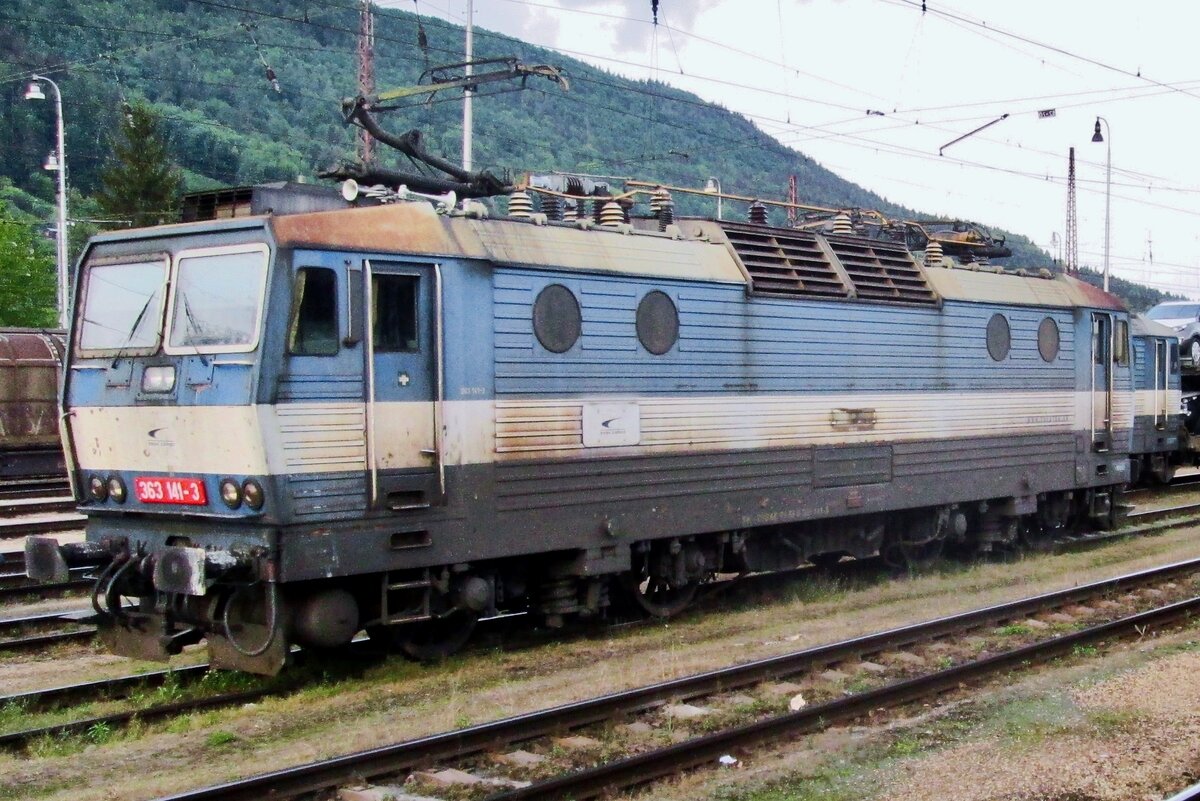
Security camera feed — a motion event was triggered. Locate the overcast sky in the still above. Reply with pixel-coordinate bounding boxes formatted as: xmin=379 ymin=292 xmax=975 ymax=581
xmin=383 ymin=0 xmax=1200 ymax=297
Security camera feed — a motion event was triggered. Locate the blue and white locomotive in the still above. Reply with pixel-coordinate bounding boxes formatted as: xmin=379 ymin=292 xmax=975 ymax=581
xmin=1129 ymin=315 xmax=1183 ymax=484
xmin=28 ymin=182 xmax=1135 ymax=673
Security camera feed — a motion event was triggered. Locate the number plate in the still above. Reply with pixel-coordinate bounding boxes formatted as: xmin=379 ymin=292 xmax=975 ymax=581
xmin=134 ymin=477 xmax=208 ymax=505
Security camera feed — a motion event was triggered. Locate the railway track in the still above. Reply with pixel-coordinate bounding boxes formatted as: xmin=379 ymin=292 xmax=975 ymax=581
xmin=0 ymin=559 xmax=90 ymax=601
xmin=0 ymin=646 xmax=380 ymax=751
xmin=0 ymin=495 xmax=76 ymax=519
xmin=145 ymin=556 xmax=1200 ymax=801
xmin=0 ymin=477 xmax=71 ymax=502
xmin=0 ymin=512 xmax=84 ymax=540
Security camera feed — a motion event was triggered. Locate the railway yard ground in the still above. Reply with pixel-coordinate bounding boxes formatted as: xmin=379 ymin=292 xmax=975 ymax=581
xmin=1 ymin=503 xmax=1200 ymax=800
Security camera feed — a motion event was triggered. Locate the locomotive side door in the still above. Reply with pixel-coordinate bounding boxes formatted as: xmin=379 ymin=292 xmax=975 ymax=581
xmin=1154 ymin=338 xmax=1169 ymax=429
xmin=1090 ymin=312 xmax=1113 ymax=449
xmin=364 ymin=260 xmax=443 ymax=510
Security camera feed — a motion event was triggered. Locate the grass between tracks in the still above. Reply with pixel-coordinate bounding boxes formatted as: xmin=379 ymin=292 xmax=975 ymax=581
xmin=655 ymin=635 xmax=1200 ymax=801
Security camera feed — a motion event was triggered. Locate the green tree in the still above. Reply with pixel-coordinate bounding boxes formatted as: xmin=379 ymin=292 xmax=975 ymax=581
xmin=95 ymin=102 xmax=183 ymax=229
xmin=0 ymin=199 xmax=56 ymax=327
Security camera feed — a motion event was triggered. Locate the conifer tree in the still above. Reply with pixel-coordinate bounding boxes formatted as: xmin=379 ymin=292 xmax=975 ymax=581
xmin=95 ymin=102 xmax=183 ymax=229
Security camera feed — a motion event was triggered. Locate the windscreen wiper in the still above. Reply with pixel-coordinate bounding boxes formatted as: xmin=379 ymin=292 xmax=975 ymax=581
xmin=110 ymin=292 xmax=157 ymax=368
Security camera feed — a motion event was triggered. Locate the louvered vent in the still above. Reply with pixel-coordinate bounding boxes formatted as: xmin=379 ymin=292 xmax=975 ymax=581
xmin=719 ymin=222 xmax=850 ymax=299
xmin=825 ymin=236 xmax=939 ymax=305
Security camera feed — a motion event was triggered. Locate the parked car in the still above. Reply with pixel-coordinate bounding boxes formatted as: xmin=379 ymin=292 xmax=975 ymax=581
xmin=1146 ymin=301 xmax=1200 ymax=365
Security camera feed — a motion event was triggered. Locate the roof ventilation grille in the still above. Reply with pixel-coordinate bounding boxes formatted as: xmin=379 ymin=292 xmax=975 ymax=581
xmin=825 ymin=235 xmax=938 ymax=305
xmin=719 ymin=221 xmax=850 ymax=299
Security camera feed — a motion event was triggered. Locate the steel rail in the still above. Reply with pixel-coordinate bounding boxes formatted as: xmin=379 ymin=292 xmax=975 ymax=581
xmin=150 ymin=556 xmax=1200 ymax=801
xmin=0 ymin=497 xmax=75 ymax=519
xmin=1126 ymin=501 xmax=1200 ymax=524
xmin=1 ymin=664 xmax=211 ymax=713
xmin=0 ymin=514 xmax=84 ymax=539
xmin=0 ymin=479 xmax=70 ymax=501
xmin=0 ymin=685 xmax=280 ymax=751
xmin=1166 ymin=778 xmax=1200 ymax=801
xmin=0 ymin=628 xmax=94 ymax=654
xmin=0 ymin=572 xmax=89 ymax=599
xmin=0 ymin=609 xmax=75 ymax=634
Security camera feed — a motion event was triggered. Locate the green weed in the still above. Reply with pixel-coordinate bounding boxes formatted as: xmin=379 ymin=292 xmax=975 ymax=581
xmin=205 ymin=730 xmax=238 ymax=747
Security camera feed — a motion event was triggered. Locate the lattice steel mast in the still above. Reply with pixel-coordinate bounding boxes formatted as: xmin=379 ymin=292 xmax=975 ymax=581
xmin=1065 ymin=146 xmax=1078 ymax=275
xmin=357 ymin=0 xmax=375 ymax=165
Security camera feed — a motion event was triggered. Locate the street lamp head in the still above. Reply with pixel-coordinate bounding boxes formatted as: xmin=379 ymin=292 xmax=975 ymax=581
xmin=703 ymin=177 xmax=720 ymax=194
xmin=43 ymin=151 xmax=60 ymax=171
xmin=1091 ymin=118 xmax=1104 ymax=143
xmin=23 ymin=81 xmax=45 ymax=101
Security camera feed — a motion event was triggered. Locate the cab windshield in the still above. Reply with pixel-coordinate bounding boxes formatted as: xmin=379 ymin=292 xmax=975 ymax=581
xmin=78 ymin=260 xmax=168 ymax=352
xmin=167 ymin=246 xmax=268 ymax=353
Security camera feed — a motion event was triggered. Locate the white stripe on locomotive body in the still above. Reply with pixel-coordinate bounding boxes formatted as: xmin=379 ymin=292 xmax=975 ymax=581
xmin=1133 ymin=389 xmax=1183 ymax=418
xmin=70 ymin=389 xmax=1132 ymax=475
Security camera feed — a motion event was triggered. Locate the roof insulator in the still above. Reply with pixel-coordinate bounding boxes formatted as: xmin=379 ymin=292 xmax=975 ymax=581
xmin=748 ymin=201 xmax=768 ymax=225
xmin=599 ymin=200 xmax=625 ymax=228
xmin=925 ymin=240 xmax=944 ymax=268
xmin=507 ymin=190 xmax=533 ymax=219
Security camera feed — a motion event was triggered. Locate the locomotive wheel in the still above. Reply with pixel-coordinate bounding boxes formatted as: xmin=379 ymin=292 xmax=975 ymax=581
xmin=621 ymin=571 xmax=698 ymax=618
xmin=368 ymin=610 xmax=479 ymax=662
xmin=1152 ymin=458 xmax=1176 ymax=485
xmin=1189 ymin=337 xmax=1200 ymax=366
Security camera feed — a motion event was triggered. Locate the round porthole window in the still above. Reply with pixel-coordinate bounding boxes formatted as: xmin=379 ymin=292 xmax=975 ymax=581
xmin=986 ymin=313 xmax=1010 ymax=361
xmin=636 ymin=291 xmax=679 ymax=355
xmin=1038 ymin=317 xmax=1060 ymax=362
xmin=532 ymin=284 xmax=581 ymax=353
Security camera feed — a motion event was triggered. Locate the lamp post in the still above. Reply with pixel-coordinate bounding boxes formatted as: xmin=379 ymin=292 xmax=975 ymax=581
xmin=703 ymin=176 xmax=722 ymax=220
xmin=1091 ymin=116 xmax=1111 ymax=293
xmin=24 ymin=75 xmax=69 ymax=329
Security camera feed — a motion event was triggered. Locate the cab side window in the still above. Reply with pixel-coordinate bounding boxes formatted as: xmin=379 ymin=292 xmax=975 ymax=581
xmin=1114 ymin=319 xmax=1129 ymax=366
xmin=373 ymin=274 xmax=419 ymax=352
xmin=288 ymin=267 xmax=339 ymax=355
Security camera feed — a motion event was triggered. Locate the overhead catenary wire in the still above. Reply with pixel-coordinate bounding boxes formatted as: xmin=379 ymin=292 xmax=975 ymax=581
xmin=880 ymin=0 xmax=1200 ymax=103
xmin=7 ymin=0 xmax=1200 ymax=286
xmin=17 ymin=0 xmax=1179 ymax=196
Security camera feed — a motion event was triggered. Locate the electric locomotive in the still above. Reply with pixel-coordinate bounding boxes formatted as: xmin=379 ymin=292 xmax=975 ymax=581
xmin=1129 ymin=315 xmax=1182 ymax=484
xmin=28 ymin=182 xmax=1135 ymax=674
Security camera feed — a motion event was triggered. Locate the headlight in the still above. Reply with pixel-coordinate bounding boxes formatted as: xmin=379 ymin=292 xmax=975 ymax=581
xmin=88 ymin=474 xmax=108 ymax=502
xmin=241 ymin=479 xmax=265 ymax=510
xmin=141 ymin=365 xmax=176 ymax=393
xmin=107 ymin=475 xmax=127 ymax=503
xmin=219 ymin=478 xmax=242 ymax=509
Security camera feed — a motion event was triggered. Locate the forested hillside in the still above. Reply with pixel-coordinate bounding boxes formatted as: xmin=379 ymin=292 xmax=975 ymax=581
xmin=0 ymin=0 xmax=1177 ymax=311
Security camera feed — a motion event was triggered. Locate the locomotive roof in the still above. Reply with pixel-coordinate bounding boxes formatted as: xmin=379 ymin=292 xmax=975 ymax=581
xmin=1130 ymin=314 xmax=1177 ymax=338
xmin=98 ymin=200 xmax=1126 ymax=312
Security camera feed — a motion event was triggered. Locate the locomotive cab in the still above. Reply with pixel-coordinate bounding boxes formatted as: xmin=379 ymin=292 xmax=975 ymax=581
xmin=27 ymin=222 xmax=307 ymax=671
xmin=28 ymin=209 xmax=465 ymax=673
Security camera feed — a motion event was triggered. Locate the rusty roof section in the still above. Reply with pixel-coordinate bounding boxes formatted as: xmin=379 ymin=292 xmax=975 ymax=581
xmin=253 ymin=202 xmax=1127 ymax=311
xmin=270 ymin=202 xmax=455 ymax=255
xmin=270 ymin=202 xmax=746 ymax=283
xmin=921 ymin=264 xmax=1125 ymax=311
